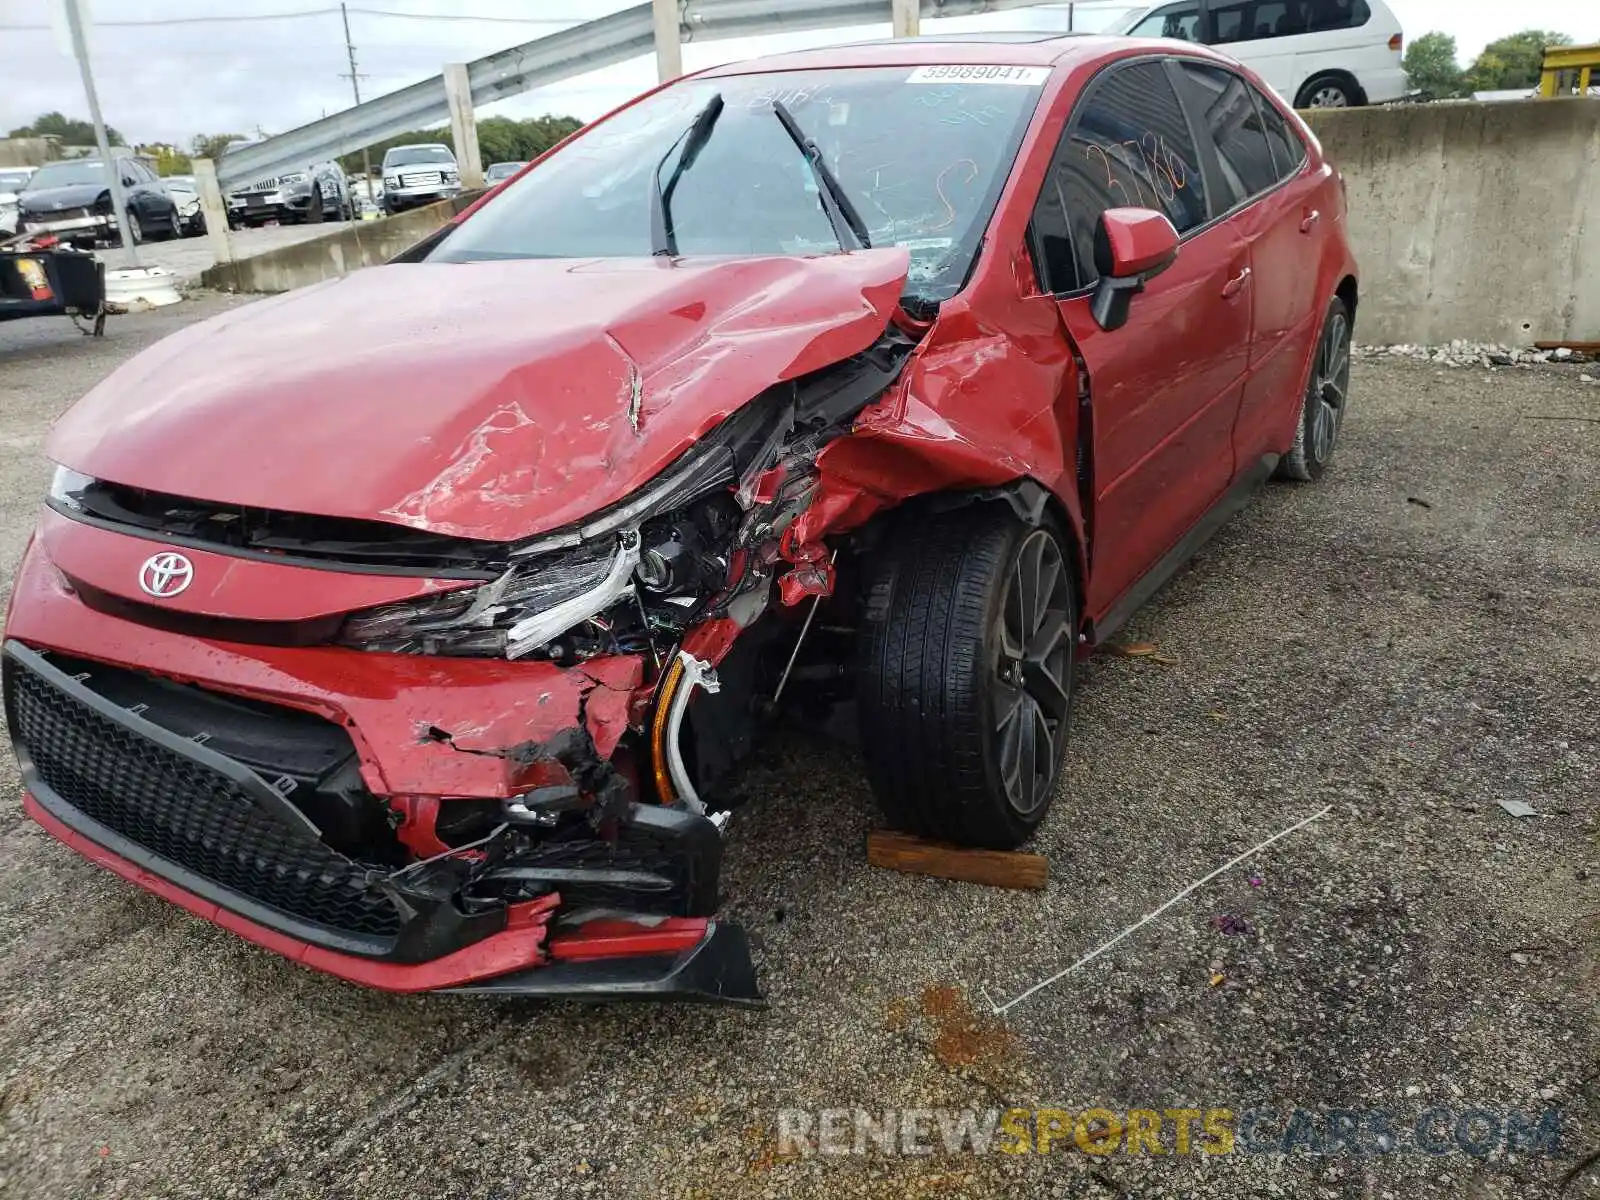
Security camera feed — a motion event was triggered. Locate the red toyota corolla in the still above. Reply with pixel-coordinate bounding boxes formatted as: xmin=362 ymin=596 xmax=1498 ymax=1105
xmin=5 ymin=34 xmax=1355 ymax=1004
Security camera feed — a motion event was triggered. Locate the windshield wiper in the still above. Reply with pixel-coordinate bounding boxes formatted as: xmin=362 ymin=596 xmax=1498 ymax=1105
xmin=650 ymin=92 xmax=725 ymax=257
xmin=769 ymin=100 xmax=871 ymax=252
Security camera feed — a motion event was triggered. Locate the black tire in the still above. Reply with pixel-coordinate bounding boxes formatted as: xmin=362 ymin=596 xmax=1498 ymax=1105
xmin=857 ymin=504 xmax=1078 ymax=849
xmin=124 ymin=209 xmax=143 ymax=245
xmin=307 ymin=187 xmax=325 ymax=223
xmin=148 ymin=204 xmax=178 ymax=241
xmin=1295 ymin=73 xmax=1361 ymax=109
xmin=1276 ymin=296 xmax=1352 ymax=482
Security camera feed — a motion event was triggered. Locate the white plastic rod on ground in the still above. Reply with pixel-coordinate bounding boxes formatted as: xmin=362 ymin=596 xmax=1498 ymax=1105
xmin=988 ymin=804 xmax=1333 ymax=1015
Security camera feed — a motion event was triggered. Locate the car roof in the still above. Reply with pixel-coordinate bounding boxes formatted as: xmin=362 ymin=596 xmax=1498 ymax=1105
xmin=698 ymin=32 xmax=1134 ymax=77
xmin=387 ymin=143 xmax=450 ymax=151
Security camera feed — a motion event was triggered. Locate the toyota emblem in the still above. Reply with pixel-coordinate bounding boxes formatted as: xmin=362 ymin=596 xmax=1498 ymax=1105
xmin=139 ymin=551 xmax=194 ymax=598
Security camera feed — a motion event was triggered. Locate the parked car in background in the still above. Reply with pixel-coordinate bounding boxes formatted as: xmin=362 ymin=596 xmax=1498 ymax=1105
xmin=485 ymin=161 xmax=528 ymax=184
xmin=381 ymin=144 xmax=461 ymax=214
xmin=0 ymin=167 xmax=34 ymax=235
xmin=9 ymin=35 xmax=1356 ymax=1003
xmin=222 ymin=139 xmax=353 ymax=228
xmin=16 ymin=156 xmax=180 ymax=247
xmin=1114 ymin=0 xmax=1406 ymax=107
xmin=161 ymin=174 xmax=205 ymax=237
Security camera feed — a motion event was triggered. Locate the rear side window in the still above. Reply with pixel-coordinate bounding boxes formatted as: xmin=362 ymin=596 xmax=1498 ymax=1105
xmin=1255 ymin=88 xmax=1309 ymax=179
xmin=1030 ymin=60 xmax=1208 ymax=292
xmin=1176 ymin=62 xmax=1278 ymax=203
xmin=1305 ymin=0 xmax=1371 ymax=32
xmin=1210 ymin=0 xmax=1370 ymax=43
xmin=1127 ymin=2 xmax=1202 ymax=40
xmin=1210 ymin=1 xmax=1290 ymax=44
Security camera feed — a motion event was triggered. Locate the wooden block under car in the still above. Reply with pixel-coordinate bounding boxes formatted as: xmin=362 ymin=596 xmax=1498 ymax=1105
xmin=866 ymin=830 xmax=1048 ymax=891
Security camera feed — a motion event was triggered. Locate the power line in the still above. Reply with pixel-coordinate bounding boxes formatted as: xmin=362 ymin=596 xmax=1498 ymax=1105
xmin=1 ymin=9 xmax=340 ymax=29
xmin=0 ymin=8 xmax=586 ymax=31
xmin=348 ymin=7 xmax=585 ymax=23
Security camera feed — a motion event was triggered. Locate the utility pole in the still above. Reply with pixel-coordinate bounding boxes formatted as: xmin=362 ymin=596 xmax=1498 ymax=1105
xmin=339 ymin=3 xmax=374 ymax=205
xmin=61 ymin=0 xmax=138 ymax=265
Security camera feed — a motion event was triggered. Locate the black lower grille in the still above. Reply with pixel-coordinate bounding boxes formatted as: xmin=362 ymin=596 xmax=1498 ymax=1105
xmin=5 ymin=645 xmax=402 ymax=947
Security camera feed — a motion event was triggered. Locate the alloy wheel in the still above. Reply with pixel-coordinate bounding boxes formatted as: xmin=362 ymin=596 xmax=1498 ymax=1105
xmin=1309 ymin=86 xmax=1350 ymax=107
xmin=1309 ymin=309 xmax=1351 ymax=462
xmin=126 ymin=211 xmax=142 ymax=244
xmin=993 ymin=529 xmax=1074 ymax=817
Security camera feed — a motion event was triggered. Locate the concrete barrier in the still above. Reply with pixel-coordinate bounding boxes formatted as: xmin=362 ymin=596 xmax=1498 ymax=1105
xmin=198 ymin=192 xmax=483 ymax=294
xmin=1305 ymin=99 xmax=1600 ymax=346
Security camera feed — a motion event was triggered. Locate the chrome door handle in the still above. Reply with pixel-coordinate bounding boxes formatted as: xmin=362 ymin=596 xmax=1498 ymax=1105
xmin=1300 ymin=209 xmax=1321 ymax=233
xmin=1221 ymin=266 xmax=1252 ymax=298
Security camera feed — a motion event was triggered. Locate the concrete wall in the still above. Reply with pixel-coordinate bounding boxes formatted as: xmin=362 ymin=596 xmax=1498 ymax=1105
xmin=198 ymin=192 xmax=483 ymax=294
xmin=0 ymin=139 xmax=53 ymax=169
xmin=1305 ymin=99 xmax=1600 ymax=346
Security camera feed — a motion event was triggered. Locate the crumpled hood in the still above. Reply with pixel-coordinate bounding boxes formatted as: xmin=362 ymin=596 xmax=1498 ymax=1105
xmin=47 ymin=252 xmax=910 ymax=541
xmin=19 ymin=183 xmax=107 ymax=213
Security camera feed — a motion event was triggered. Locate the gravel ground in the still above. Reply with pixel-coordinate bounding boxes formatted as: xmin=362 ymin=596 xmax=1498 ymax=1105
xmin=0 ymin=295 xmax=1595 ymax=1199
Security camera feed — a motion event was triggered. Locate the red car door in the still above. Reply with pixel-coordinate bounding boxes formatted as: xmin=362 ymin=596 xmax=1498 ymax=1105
xmin=1032 ymin=59 xmax=1252 ymax=619
xmin=1175 ymin=61 xmax=1327 ymax=467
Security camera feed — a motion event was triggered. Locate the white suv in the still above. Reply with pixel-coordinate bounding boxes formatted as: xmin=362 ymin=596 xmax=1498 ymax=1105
xmin=381 ymin=144 xmax=462 ymax=215
xmin=1115 ymin=0 xmax=1408 ymax=108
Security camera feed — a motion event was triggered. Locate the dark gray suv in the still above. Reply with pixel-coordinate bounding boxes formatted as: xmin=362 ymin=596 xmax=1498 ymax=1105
xmin=222 ymin=140 xmax=353 ymax=228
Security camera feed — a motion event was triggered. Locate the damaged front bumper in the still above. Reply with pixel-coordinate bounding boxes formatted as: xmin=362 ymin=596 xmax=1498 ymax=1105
xmin=3 ymin=541 xmax=761 ymax=1004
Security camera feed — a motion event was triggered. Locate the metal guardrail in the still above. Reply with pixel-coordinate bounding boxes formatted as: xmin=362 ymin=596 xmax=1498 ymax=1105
xmin=1538 ymin=42 xmax=1600 ymax=98
xmin=215 ymin=0 xmax=1054 ymax=190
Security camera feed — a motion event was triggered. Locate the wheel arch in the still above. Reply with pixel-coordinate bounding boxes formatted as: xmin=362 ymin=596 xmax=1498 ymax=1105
xmin=857 ymin=478 xmax=1088 ymax=623
xmin=1335 ymin=274 xmax=1358 ymax=327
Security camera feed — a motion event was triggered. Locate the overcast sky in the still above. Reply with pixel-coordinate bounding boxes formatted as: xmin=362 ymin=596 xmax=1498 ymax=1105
xmin=1 ymin=0 xmax=1593 ymax=148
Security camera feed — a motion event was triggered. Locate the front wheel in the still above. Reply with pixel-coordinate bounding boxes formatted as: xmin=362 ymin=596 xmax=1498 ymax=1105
xmin=857 ymin=505 xmax=1077 ymax=849
xmin=1277 ymin=296 xmax=1352 ymax=482
xmin=124 ymin=209 xmax=143 ymax=245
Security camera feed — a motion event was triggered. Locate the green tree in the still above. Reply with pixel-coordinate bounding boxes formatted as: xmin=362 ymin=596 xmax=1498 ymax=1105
xmin=1466 ymin=30 xmax=1574 ymax=91
xmin=8 ymin=111 xmax=125 ymax=148
xmin=190 ymin=133 xmax=247 ymax=162
xmin=151 ymin=147 xmax=193 ymax=176
xmin=1402 ymin=31 xmax=1467 ymax=99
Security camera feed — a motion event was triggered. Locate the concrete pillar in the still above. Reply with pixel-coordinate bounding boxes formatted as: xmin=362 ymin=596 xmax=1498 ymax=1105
xmin=443 ymin=63 xmax=485 ymax=190
xmin=892 ymin=0 xmax=920 ymax=38
xmin=191 ymin=158 xmax=234 ymax=265
xmin=653 ymin=0 xmax=683 ymax=83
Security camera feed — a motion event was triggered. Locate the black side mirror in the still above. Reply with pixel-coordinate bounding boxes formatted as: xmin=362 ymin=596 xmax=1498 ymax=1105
xmin=1089 ymin=207 xmax=1180 ymax=332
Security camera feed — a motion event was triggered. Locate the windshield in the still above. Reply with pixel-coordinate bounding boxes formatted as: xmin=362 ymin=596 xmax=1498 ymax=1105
xmin=0 ymin=170 xmax=31 ymax=191
xmin=486 ymin=162 xmax=527 ymax=181
xmin=23 ymin=161 xmax=110 ymax=191
xmin=387 ymin=147 xmax=455 ymax=167
xmin=426 ymin=65 xmax=1047 ymax=307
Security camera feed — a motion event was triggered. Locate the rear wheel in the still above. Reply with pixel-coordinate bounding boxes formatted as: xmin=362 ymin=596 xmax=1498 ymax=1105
xmin=1277 ymin=297 xmax=1352 ymax=482
xmin=857 ymin=505 xmax=1077 ymax=849
xmin=1296 ymin=73 xmax=1361 ymax=108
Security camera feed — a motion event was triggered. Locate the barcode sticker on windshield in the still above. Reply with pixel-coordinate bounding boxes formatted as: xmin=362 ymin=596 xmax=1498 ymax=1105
xmin=906 ymin=65 xmax=1050 ymax=86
